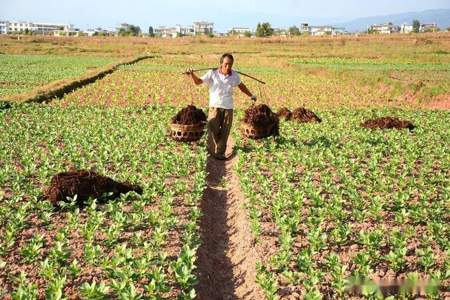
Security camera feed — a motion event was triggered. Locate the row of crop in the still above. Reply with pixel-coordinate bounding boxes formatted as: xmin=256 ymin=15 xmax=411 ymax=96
xmin=50 ymin=54 xmax=450 ymax=110
xmin=233 ymin=108 xmax=449 ymax=299
xmin=0 ymin=104 xmax=207 ymax=299
xmin=0 ymin=55 xmax=115 ymax=98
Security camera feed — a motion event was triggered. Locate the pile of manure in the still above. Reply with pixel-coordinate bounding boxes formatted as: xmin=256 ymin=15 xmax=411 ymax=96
xmin=171 ymin=105 xmax=207 ymax=125
xmin=276 ymin=107 xmax=292 ymax=120
xmin=361 ymin=117 xmax=415 ymax=130
xmin=292 ymin=107 xmax=321 ymax=123
xmin=243 ymin=104 xmax=279 ymax=138
xmin=44 ymin=170 xmax=143 ymax=206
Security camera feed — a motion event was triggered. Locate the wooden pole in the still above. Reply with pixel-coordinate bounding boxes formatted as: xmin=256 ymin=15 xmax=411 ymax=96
xmin=182 ymin=68 xmax=266 ymax=84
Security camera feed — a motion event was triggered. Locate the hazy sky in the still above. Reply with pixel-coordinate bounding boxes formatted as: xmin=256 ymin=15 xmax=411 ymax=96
xmin=2 ymin=0 xmax=450 ymax=31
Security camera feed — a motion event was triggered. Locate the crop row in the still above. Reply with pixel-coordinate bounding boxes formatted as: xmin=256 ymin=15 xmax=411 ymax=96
xmin=52 ymin=55 xmax=450 ymax=110
xmin=0 ymin=104 xmax=207 ymax=299
xmin=0 ymin=55 xmax=115 ymax=98
xmin=233 ymin=108 xmax=449 ymax=299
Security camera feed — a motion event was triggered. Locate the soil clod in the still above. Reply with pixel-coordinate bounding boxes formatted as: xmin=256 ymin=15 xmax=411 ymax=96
xmin=292 ymin=107 xmax=322 ymax=123
xmin=44 ymin=170 xmax=143 ymax=206
xmin=171 ymin=105 xmax=206 ymax=125
xmin=243 ymin=104 xmax=279 ymax=138
xmin=361 ymin=117 xmax=415 ymax=130
xmin=276 ymin=107 xmax=292 ymax=120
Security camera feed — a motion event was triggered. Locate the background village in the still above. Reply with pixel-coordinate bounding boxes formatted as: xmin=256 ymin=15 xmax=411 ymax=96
xmin=0 ymin=19 xmax=444 ymax=38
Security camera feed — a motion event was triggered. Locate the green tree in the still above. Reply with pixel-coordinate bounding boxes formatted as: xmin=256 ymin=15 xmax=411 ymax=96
xmin=118 ymin=24 xmax=141 ymax=36
xmin=256 ymin=22 xmax=274 ymax=37
xmin=413 ymin=19 xmax=420 ymax=33
xmin=148 ymin=26 xmax=154 ymax=37
xmin=289 ymin=26 xmax=300 ymax=36
xmin=130 ymin=25 xmax=141 ymax=36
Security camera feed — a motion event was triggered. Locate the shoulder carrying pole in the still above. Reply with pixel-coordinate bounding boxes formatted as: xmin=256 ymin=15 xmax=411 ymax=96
xmin=182 ymin=68 xmax=266 ymax=85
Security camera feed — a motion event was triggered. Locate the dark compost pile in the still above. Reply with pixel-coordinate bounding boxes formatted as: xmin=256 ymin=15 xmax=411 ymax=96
xmin=243 ymin=104 xmax=279 ymax=136
xmin=361 ymin=117 xmax=415 ymax=130
xmin=44 ymin=170 xmax=143 ymax=206
xmin=292 ymin=107 xmax=322 ymax=123
xmin=277 ymin=107 xmax=292 ymax=120
xmin=171 ymin=105 xmax=207 ymax=125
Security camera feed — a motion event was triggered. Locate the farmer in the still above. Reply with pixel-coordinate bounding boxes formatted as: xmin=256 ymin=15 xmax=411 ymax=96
xmin=186 ymin=53 xmax=256 ymax=160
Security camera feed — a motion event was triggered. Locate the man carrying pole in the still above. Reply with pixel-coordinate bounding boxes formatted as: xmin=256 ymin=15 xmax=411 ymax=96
xmin=186 ymin=53 xmax=257 ymax=160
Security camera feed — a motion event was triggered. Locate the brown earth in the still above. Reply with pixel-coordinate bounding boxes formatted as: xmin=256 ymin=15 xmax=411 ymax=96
xmin=243 ymin=104 xmax=279 ymax=137
xmin=44 ymin=170 xmax=143 ymax=206
xmin=196 ymin=138 xmax=263 ymax=300
xmin=171 ymin=105 xmax=207 ymax=125
xmin=292 ymin=107 xmax=322 ymax=123
xmin=277 ymin=107 xmax=292 ymax=120
xmin=361 ymin=117 xmax=415 ymax=130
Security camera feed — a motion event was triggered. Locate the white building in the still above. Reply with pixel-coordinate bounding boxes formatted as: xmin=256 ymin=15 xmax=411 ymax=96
xmin=34 ymin=22 xmax=73 ymax=34
xmin=400 ymin=22 xmax=438 ymax=34
xmin=369 ymin=23 xmax=400 ymax=34
xmin=154 ymin=26 xmax=178 ymax=38
xmin=84 ymin=27 xmax=113 ymax=37
xmin=228 ymin=27 xmax=251 ymax=36
xmin=0 ymin=20 xmax=74 ymax=35
xmin=310 ymin=26 xmax=333 ymax=36
xmin=299 ymin=23 xmax=346 ymax=36
xmin=193 ymin=21 xmax=214 ymax=35
xmin=7 ymin=21 xmax=33 ymax=33
xmin=299 ymin=23 xmax=310 ymax=35
xmin=176 ymin=25 xmax=194 ymax=36
xmin=420 ymin=23 xmax=438 ymax=32
xmin=400 ymin=23 xmax=414 ymax=34
xmin=154 ymin=25 xmax=194 ymax=38
xmin=0 ymin=21 xmax=9 ymax=34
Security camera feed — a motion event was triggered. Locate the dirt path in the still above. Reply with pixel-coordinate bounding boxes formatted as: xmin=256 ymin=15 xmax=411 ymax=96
xmin=196 ymin=138 xmax=263 ymax=300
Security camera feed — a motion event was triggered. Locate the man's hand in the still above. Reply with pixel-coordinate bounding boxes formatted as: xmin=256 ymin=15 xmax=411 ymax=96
xmin=251 ymin=95 xmax=257 ymax=102
xmin=186 ymin=68 xmax=203 ymax=85
xmin=185 ymin=68 xmax=194 ymax=76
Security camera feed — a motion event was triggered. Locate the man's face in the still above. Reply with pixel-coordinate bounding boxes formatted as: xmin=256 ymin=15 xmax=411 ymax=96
xmin=220 ymin=57 xmax=233 ymax=75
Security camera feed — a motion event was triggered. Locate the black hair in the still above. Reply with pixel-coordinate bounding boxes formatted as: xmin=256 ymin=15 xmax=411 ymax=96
xmin=220 ymin=53 xmax=234 ymax=64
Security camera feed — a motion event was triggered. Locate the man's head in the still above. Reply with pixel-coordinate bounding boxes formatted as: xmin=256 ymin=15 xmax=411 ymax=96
xmin=219 ymin=53 xmax=234 ymax=75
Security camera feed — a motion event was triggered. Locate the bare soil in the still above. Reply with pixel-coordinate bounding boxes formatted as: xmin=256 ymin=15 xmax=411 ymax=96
xmin=426 ymin=94 xmax=450 ymax=110
xmin=196 ymin=138 xmax=263 ymax=300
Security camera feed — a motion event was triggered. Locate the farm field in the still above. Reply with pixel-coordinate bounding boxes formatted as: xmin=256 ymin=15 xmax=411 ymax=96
xmin=233 ymin=108 xmax=449 ymax=299
xmin=0 ymin=105 xmax=206 ymax=299
xmin=0 ymin=55 xmax=116 ymax=98
xmin=1 ymin=33 xmax=450 ymax=108
xmin=0 ymin=34 xmax=449 ymax=299
xmin=49 ymin=42 xmax=450 ymax=110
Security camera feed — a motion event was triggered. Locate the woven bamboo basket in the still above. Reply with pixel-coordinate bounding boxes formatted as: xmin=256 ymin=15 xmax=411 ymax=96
xmin=241 ymin=122 xmax=274 ymax=139
xmin=170 ymin=122 xmax=205 ymax=142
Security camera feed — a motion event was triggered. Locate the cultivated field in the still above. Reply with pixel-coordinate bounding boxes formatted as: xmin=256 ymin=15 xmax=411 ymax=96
xmin=0 ymin=55 xmax=115 ymax=98
xmin=0 ymin=33 xmax=449 ymax=299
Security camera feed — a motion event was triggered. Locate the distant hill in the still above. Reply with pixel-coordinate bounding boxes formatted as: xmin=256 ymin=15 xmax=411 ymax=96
xmin=334 ymin=9 xmax=450 ymax=32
